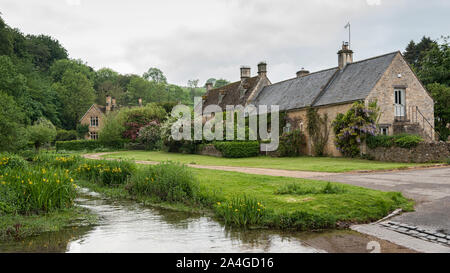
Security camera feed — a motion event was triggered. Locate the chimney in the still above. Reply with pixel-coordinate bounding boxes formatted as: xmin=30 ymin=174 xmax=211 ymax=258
xmin=138 ymin=98 xmax=143 ymax=107
xmin=257 ymin=62 xmax=267 ymax=77
xmin=296 ymin=68 xmax=310 ymax=78
xmin=240 ymin=66 xmax=251 ymax=81
xmin=111 ymin=97 xmax=116 ymax=109
xmin=338 ymin=42 xmax=353 ymax=69
xmin=205 ymin=82 xmax=213 ymax=92
xmin=106 ymin=95 xmax=112 ymax=113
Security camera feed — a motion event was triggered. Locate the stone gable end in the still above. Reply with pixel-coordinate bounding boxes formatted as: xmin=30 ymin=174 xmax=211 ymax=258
xmin=366 ymin=52 xmax=435 ymax=138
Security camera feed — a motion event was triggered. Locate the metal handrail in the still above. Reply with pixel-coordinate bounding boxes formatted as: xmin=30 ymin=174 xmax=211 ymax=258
xmin=415 ymin=106 xmax=441 ymax=140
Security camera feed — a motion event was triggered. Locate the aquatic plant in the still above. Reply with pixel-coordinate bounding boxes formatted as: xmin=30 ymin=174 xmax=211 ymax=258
xmin=215 ymin=195 xmax=266 ymax=227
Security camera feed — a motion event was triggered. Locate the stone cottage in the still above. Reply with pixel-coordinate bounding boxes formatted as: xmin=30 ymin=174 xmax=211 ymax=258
xmin=201 ymin=62 xmax=271 ymax=113
xmin=252 ymin=43 xmax=435 ymax=156
xmin=80 ymin=96 xmax=143 ymax=140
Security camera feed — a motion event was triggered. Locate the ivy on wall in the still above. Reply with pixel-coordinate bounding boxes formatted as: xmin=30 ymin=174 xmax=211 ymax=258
xmin=306 ymin=107 xmax=329 ymax=156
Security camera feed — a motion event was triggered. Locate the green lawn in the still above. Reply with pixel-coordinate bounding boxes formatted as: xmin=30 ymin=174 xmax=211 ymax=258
xmin=193 ymin=168 xmax=413 ymax=228
xmin=79 ymin=165 xmax=414 ymax=230
xmin=101 ymin=151 xmax=429 ymax=173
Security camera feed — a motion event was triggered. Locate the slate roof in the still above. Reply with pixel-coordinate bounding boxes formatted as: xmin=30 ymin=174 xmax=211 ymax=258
xmin=203 ymin=76 xmax=259 ymax=110
xmin=253 ymin=51 xmax=398 ymax=110
xmin=252 ymin=68 xmax=338 ymax=111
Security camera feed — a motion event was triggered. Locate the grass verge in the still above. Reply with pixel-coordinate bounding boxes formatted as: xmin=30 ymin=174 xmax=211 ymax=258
xmin=101 ymin=151 xmax=431 ymax=172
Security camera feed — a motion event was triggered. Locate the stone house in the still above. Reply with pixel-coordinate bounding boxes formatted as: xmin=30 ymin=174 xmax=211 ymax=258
xmin=252 ymin=43 xmax=435 ymax=156
xmin=201 ymin=62 xmax=271 ymax=114
xmin=79 ymin=96 xmax=144 ymax=140
xmin=203 ymin=43 xmax=435 ymax=156
xmin=79 ymin=96 xmax=117 ymax=140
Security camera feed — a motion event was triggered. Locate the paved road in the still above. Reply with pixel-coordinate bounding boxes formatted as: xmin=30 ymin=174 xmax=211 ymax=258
xmin=314 ymin=167 xmax=450 ymax=234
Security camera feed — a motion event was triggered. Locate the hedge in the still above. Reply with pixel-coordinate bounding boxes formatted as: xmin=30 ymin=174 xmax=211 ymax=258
xmin=56 ymin=140 xmax=104 ymax=151
xmin=367 ymin=134 xmax=423 ymax=149
xmin=214 ymin=141 xmax=260 ymax=158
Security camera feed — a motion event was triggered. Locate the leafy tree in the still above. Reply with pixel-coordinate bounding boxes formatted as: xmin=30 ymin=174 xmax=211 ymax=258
xmin=27 ymin=118 xmax=57 ymax=150
xmin=25 ymin=34 xmax=68 ymax=70
xmin=427 ymin=83 xmax=450 ymax=140
xmin=0 ymin=92 xmax=26 ymax=151
xmin=0 ymin=16 xmax=13 ymax=56
xmin=416 ymin=37 xmax=450 ymax=86
xmin=214 ymin=79 xmax=230 ymax=88
xmin=205 ymin=78 xmax=216 ymax=87
xmin=50 ymin=59 xmax=95 ymax=83
xmin=143 ymin=67 xmax=167 ymax=84
xmin=403 ymin=36 xmax=437 ymax=70
xmin=53 ymin=70 xmax=95 ymax=129
xmin=76 ymin=124 xmax=89 ymax=139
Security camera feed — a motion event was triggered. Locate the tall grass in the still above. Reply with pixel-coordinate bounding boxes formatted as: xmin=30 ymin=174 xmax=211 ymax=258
xmin=126 ymin=161 xmax=199 ymax=203
xmin=275 ymin=182 xmax=346 ymax=195
xmin=32 ymin=153 xmax=83 ymax=169
xmin=215 ymin=195 xmax=266 ymax=227
xmin=0 ymin=166 xmax=77 ymax=215
xmin=74 ymin=159 xmax=135 ymax=186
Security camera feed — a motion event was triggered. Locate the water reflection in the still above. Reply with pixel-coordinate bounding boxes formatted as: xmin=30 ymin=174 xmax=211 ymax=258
xmin=1 ymin=189 xmax=412 ymax=253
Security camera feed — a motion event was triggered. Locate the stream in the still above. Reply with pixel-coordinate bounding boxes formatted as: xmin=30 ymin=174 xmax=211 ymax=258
xmin=0 ymin=189 xmax=414 ymax=253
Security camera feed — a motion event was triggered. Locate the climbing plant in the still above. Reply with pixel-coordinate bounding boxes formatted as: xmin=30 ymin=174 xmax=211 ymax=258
xmin=306 ymin=107 xmax=329 ymax=156
xmin=332 ymin=101 xmax=379 ymax=157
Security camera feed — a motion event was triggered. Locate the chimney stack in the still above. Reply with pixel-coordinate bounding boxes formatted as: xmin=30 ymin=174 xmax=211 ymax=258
xmin=240 ymin=66 xmax=251 ymax=81
xmin=338 ymin=42 xmax=353 ymax=69
xmin=106 ymin=95 xmax=112 ymax=113
xmin=296 ymin=68 xmax=310 ymax=78
xmin=138 ymin=98 xmax=143 ymax=107
xmin=257 ymin=62 xmax=267 ymax=77
xmin=205 ymin=82 xmax=213 ymax=92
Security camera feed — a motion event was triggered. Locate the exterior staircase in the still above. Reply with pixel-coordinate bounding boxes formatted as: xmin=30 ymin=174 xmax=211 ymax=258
xmin=393 ymin=106 xmax=439 ymax=141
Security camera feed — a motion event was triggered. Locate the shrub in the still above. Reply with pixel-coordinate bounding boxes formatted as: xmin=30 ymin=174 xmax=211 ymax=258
xmin=0 ymin=166 xmax=77 ymax=215
xmin=215 ymin=195 xmax=266 ymax=227
xmin=366 ymin=134 xmax=424 ymax=149
xmin=74 ymin=159 xmax=135 ymax=186
xmin=275 ymin=182 xmax=346 ymax=195
xmin=0 ymin=153 xmax=28 ymax=170
xmin=332 ymin=101 xmax=379 ymax=157
xmin=56 ymin=129 xmax=78 ymax=141
xmin=27 ymin=118 xmax=57 ymax=150
xmin=76 ymin=124 xmax=89 ymax=139
xmin=56 ymin=140 xmax=104 ymax=151
xmin=277 ymin=129 xmax=305 ymax=157
xmin=126 ymin=161 xmax=198 ymax=203
xmin=394 ymin=134 xmax=423 ymax=148
xmin=137 ymin=121 xmax=161 ymax=150
xmin=214 ymin=141 xmax=260 ymax=158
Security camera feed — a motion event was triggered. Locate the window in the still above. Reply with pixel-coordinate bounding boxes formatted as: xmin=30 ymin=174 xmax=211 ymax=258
xmin=380 ymin=126 xmax=389 ymax=135
xmin=283 ymin=123 xmax=291 ymax=133
xmin=90 ymin=116 xmax=99 ymax=127
xmin=90 ymin=132 xmax=98 ymax=140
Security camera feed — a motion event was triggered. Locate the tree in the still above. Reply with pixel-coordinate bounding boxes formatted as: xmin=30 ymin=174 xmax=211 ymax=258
xmin=214 ymin=79 xmax=230 ymax=88
xmin=50 ymin=59 xmax=95 ymax=83
xmin=204 ymin=78 xmax=216 ymax=87
xmin=54 ymin=69 xmax=95 ymax=129
xmin=403 ymin=36 xmax=437 ymax=69
xmin=27 ymin=118 xmax=57 ymax=150
xmin=143 ymin=67 xmax=167 ymax=84
xmin=0 ymin=16 xmax=13 ymax=56
xmin=427 ymin=83 xmax=450 ymax=140
xmin=0 ymin=92 xmax=26 ymax=151
xmin=25 ymin=34 xmax=68 ymax=70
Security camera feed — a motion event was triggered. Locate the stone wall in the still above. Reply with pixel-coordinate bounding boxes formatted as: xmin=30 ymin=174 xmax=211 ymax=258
xmin=367 ymin=142 xmax=450 ymax=163
xmin=80 ymin=105 xmax=105 ymax=139
xmin=197 ymin=144 xmax=222 ymax=157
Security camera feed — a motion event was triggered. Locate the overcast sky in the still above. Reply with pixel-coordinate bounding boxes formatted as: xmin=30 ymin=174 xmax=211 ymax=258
xmin=1 ymin=0 xmax=449 ymax=86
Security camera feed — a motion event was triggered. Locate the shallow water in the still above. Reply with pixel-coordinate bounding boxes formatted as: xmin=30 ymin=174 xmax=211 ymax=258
xmin=0 ymin=189 xmax=414 ymax=253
